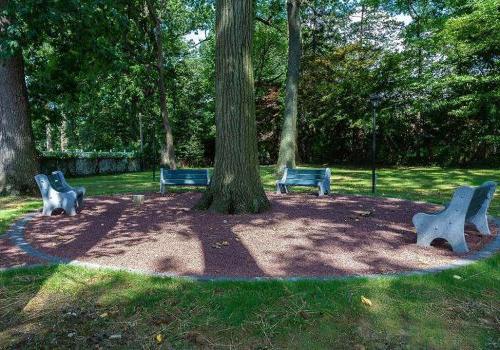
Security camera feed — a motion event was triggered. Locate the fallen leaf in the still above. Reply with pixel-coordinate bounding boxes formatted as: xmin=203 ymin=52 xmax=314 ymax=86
xmin=155 ymin=334 xmax=164 ymax=344
xmin=109 ymin=334 xmax=122 ymax=340
xmin=453 ymin=275 xmax=462 ymax=280
xmin=361 ymin=296 xmax=373 ymax=307
xmin=99 ymin=312 xmax=109 ymax=318
xmin=357 ymin=210 xmax=374 ymax=217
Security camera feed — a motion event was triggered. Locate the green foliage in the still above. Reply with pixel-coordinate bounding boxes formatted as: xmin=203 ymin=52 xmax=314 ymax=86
xmin=41 ymin=150 xmax=137 ymax=160
xmin=2 ymin=0 xmax=499 ymax=167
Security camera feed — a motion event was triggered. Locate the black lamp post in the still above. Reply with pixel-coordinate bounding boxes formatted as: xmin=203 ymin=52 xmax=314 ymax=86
xmin=369 ymin=93 xmax=382 ymax=194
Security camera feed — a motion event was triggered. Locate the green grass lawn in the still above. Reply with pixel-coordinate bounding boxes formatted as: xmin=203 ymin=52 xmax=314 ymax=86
xmin=1 ymin=256 xmax=498 ymax=349
xmin=1 ymin=165 xmax=499 ymax=348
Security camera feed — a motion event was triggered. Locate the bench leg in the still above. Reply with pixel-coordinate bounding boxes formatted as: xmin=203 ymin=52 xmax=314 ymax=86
xmin=414 ymin=213 xmax=469 ymax=254
xmin=468 ymin=214 xmax=491 ymax=236
xmin=160 ymin=183 xmax=165 ymax=195
xmin=41 ymin=204 xmax=53 ymax=216
xmin=276 ymin=182 xmax=288 ymax=194
xmin=318 ymin=184 xmax=325 ymax=197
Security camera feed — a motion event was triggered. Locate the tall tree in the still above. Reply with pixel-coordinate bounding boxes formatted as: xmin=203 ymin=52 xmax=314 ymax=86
xmin=0 ymin=0 xmax=39 ymax=194
xmin=196 ymin=0 xmax=269 ymax=214
xmin=146 ymin=0 xmax=177 ymax=169
xmin=277 ymin=0 xmax=301 ymax=173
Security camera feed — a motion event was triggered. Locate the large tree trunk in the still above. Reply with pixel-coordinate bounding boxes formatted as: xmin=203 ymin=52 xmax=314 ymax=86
xmin=277 ymin=0 xmax=301 ymax=174
xmin=196 ymin=0 xmax=269 ymax=214
xmin=146 ymin=0 xmax=176 ymax=169
xmin=0 ymin=2 xmax=39 ymax=194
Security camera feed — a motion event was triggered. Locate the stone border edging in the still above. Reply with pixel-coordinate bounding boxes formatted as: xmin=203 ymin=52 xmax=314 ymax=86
xmin=2 ymin=210 xmax=499 ymax=282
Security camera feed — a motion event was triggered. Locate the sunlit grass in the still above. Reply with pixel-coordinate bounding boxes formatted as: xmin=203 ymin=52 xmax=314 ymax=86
xmin=0 ymin=197 xmax=40 ymax=234
xmin=0 ymin=255 xmax=498 ymax=348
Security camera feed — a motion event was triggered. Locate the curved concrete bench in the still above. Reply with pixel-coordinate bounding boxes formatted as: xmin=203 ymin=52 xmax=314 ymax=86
xmin=35 ymin=174 xmax=78 ymax=216
xmin=413 ymin=181 xmax=496 ymax=253
xmin=51 ymin=171 xmax=85 ymax=208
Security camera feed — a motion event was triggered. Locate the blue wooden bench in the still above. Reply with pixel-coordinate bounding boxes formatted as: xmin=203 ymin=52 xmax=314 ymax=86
xmin=276 ymin=168 xmax=331 ymax=196
xmin=160 ymin=168 xmax=210 ymax=194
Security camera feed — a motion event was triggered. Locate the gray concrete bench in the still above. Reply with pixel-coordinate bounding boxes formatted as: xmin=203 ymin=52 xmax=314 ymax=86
xmin=35 ymin=174 xmax=78 ymax=216
xmin=276 ymin=168 xmax=331 ymax=196
xmin=51 ymin=171 xmax=85 ymax=208
xmin=413 ymin=181 xmax=496 ymax=253
xmin=160 ymin=168 xmax=210 ymax=194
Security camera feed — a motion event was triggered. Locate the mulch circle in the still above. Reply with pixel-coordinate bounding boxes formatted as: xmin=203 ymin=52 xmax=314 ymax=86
xmin=16 ymin=192 xmax=496 ymax=277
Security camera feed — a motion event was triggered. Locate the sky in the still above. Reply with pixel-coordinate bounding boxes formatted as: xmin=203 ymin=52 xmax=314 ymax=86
xmin=183 ymin=12 xmax=412 ymax=45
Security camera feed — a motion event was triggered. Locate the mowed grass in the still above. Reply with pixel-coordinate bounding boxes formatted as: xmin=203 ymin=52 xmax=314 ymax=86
xmin=0 ymin=197 xmax=40 ymax=234
xmin=0 ymin=166 xmax=499 ymax=348
xmin=0 ymin=256 xmax=498 ymax=349
xmin=74 ymin=165 xmax=500 ymax=215
xmin=1 ymin=165 xmax=499 ymax=235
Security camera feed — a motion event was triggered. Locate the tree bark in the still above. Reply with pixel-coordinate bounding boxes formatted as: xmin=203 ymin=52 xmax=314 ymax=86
xmin=60 ymin=115 xmax=68 ymax=151
xmin=0 ymin=0 xmax=39 ymax=194
xmin=146 ymin=0 xmax=176 ymax=169
xmin=46 ymin=122 xmax=53 ymax=151
xmin=277 ymin=0 xmax=301 ymax=174
xmin=196 ymin=0 xmax=269 ymax=214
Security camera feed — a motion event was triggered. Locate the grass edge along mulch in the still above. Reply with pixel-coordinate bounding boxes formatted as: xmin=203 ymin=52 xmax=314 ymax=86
xmin=0 ymin=254 xmax=498 ymax=349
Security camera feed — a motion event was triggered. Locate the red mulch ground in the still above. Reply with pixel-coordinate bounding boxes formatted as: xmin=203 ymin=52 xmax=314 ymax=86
xmin=0 ymin=238 xmax=44 ymax=269
xmin=14 ymin=193 xmax=496 ymax=277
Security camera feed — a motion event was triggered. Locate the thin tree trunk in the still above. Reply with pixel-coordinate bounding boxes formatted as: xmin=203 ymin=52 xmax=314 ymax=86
xmin=277 ymin=0 xmax=301 ymax=174
xmin=138 ymin=112 xmax=144 ymax=170
xmin=196 ymin=0 xmax=269 ymax=214
xmin=138 ymin=112 xmax=144 ymax=154
xmin=46 ymin=122 xmax=53 ymax=151
xmin=60 ymin=116 xmax=68 ymax=151
xmin=359 ymin=3 xmax=365 ymax=47
xmin=0 ymin=0 xmax=39 ymax=194
xmin=146 ymin=0 xmax=176 ymax=169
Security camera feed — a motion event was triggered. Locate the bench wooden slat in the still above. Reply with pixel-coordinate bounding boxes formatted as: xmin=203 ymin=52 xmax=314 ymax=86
xmin=287 ymin=169 xmax=325 ymax=175
xmin=163 ymin=179 xmax=209 ymax=185
xmin=285 ymin=174 xmax=325 ymax=180
xmin=164 ymin=174 xmax=208 ymax=179
xmin=282 ymin=179 xmax=321 ymax=186
xmin=276 ymin=167 xmax=331 ymax=196
xmin=163 ymin=169 xmax=208 ymax=175
xmin=160 ymin=168 xmax=210 ymax=193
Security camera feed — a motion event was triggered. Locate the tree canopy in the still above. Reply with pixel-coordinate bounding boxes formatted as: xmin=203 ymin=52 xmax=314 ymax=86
xmin=1 ymin=0 xmax=498 ymax=168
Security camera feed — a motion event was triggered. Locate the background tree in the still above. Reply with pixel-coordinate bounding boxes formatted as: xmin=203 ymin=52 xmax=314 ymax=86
xmin=196 ymin=0 xmax=270 ymax=214
xmin=0 ymin=0 xmax=39 ymax=195
xmin=277 ymin=0 xmax=302 ymax=173
xmin=145 ymin=0 xmax=177 ymax=169
xmin=2 ymin=0 xmax=497 ymax=172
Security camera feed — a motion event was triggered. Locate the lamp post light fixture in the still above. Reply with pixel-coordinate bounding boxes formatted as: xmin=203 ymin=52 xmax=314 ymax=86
xmin=369 ymin=93 xmax=382 ymax=194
